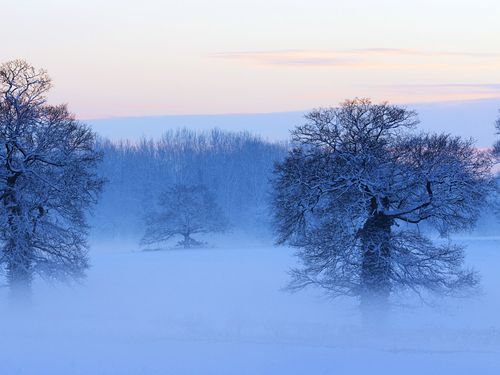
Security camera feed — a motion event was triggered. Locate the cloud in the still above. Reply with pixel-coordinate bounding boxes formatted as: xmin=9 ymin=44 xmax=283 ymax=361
xmin=211 ymin=50 xmax=361 ymax=67
xmin=210 ymin=49 xmax=500 ymax=68
xmin=387 ymin=83 xmax=500 ymax=90
xmin=350 ymin=48 xmax=499 ymax=58
xmin=377 ymin=83 xmax=500 ymax=104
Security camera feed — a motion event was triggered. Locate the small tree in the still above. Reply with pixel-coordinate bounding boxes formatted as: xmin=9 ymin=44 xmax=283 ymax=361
xmin=141 ymin=184 xmax=228 ymax=248
xmin=0 ymin=60 xmax=103 ymax=299
xmin=272 ymin=98 xmax=494 ymax=318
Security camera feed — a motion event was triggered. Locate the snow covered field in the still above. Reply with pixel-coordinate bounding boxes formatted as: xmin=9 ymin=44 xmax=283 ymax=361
xmin=0 ymin=235 xmax=499 ymax=374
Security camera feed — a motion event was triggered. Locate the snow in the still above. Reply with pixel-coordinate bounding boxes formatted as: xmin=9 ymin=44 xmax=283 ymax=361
xmin=0 ymin=235 xmax=499 ymax=374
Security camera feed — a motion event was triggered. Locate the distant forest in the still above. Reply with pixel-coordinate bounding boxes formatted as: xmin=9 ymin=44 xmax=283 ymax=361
xmin=91 ymin=127 xmax=499 ymax=240
xmin=92 ymin=129 xmax=288 ymax=238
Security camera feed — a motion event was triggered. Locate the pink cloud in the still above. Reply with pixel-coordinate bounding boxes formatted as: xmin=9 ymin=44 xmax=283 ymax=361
xmin=210 ymin=49 xmax=500 ymax=68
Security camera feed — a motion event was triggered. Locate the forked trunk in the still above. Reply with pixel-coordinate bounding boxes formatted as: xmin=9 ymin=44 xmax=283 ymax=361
xmin=182 ymin=234 xmax=193 ymax=248
xmin=179 ymin=233 xmax=201 ymax=249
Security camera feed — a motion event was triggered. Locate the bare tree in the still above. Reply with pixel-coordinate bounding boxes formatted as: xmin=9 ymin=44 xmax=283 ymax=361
xmin=0 ymin=60 xmax=102 ymax=300
xmin=272 ymin=98 xmax=494 ymax=318
xmin=141 ymin=184 xmax=228 ymax=249
xmin=494 ymin=110 xmax=500 ymax=158
xmin=493 ymin=110 xmax=500 ymax=219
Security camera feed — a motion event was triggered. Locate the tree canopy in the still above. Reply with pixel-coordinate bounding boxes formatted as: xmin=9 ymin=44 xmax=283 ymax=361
xmin=141 ymin=184 xmax=228 ymax=249
xmin=0 ymin=60 xmax=102 ymax=298
xmin=272 ymin=98 xmax=494 ymax=311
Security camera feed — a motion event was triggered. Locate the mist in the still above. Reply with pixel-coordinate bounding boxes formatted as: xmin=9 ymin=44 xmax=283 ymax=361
xmin=1 ymin=234 xmax=499 ymax=374
xmin=1 ymin=119 xmax=499 ymax=374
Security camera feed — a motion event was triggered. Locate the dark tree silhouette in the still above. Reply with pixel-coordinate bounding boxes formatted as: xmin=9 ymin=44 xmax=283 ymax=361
xmin=494 ymin=110 xmax=500 ymax=157
xmin=141 ymin=184 xmax=228 ymax=249
xmin=272 ymin=98 xmax=494 ymax=318
xmin=0 ymin=60 xmax=103 ymax=300
xmin=493 ymin=111 xmax=500 ymax=219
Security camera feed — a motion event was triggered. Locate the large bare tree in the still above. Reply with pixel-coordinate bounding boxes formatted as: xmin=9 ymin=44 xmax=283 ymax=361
xmin=0 ymin=60 xmax=102 ymax=299
xmin=272 ymin=98 xmax=494 ymax=318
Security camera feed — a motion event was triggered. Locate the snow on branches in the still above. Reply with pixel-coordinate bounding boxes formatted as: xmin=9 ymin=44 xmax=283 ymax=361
xmin=141 ymin=184 xmax=228 ymax=249
xmin=0 ymin=60 xmax=102 ymax=297
xmin=272 ymin=98 xmax=495 ymax=310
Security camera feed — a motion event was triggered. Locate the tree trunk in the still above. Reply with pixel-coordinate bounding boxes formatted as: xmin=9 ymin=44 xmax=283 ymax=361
xmin=360 ymin=211 xmax=393 ymax=326
xmin=4 ymin=175 xmax=33 ymax=304
xmin=7 ymin=252 xmax=32 ymax=305
xmin=183 ymin=234 xmax=192 ymax=248
xmin=179 ymin=233 xmax=202 ymax=249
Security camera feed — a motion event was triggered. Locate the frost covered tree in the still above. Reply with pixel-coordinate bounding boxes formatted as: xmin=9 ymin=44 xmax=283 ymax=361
xmin=141 ymin=184 xmax=228 ymax=249
xmin=493 ymin=111 xmax=500 ymax=219
xmin=494 ymin=110 xmax=500 ymax=157
xmin=0 ymin=60 xmax=102 ymax=299
xmin=272 ymin=98 xmax=494 ymax=315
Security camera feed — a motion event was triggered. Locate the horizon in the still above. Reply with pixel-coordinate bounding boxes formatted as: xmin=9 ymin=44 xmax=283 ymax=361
xmin=88 ymin=97 xmax=500 ymax=149
xmin=83 ymin=96 xmax=500 ymax=121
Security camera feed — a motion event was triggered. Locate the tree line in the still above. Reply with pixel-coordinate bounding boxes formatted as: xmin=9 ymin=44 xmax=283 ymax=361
xmin=94 ymin=128 xmax=287 ymax=239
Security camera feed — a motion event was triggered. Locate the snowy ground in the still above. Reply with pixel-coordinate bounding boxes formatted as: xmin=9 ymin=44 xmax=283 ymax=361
xmin=0 ymin=235 xmax=499 ymax=374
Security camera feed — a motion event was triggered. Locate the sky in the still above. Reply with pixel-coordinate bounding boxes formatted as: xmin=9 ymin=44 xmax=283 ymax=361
xmin=1 ymin=0 xmax=500 ymax=119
